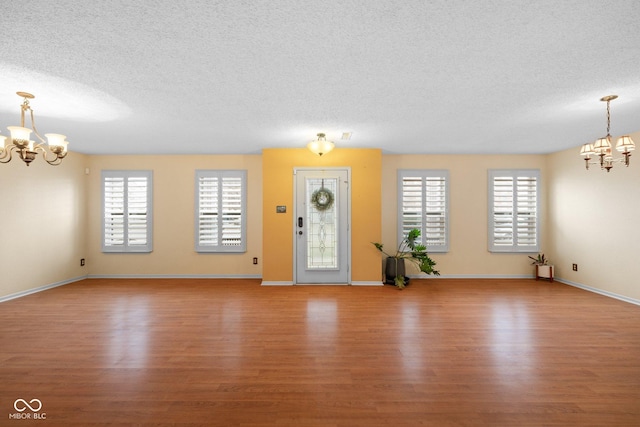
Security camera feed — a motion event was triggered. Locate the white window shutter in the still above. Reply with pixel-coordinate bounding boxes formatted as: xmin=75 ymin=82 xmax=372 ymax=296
xmin=102 ymin=170 xmax=153 ymax=253
xmin=198 ymin=175 xmax=220 ymax=247
xmin=195 ymin=170 xmax=247 ymax=253
xmin=398 ymin=170 xmax=449 ymax=253
xmin=221 ymin=176 xmax=243 ymax=247
xmin=425 ymin=176 xmax=447 ymax=248
xmin=488 ymin=170 xmax=540 ymax=252
xmin=104 ymin=176 xmax=125 ymax=247
xmin=126 ymin=176 xmax=149 ymax=247
xmin=492 ymin=176 xmax=515 ymax=247
xmin=516 ymin=176 xmax=538 ymax=247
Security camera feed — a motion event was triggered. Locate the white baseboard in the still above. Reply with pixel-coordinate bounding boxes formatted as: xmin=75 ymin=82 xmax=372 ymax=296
xmin=294 ymin=283 xmax=350 ymax=286
xmin=556 ymin=278 xmax=640 ymax=307
xmin=0 ymin=275 xmax=87 ymax=303
xmin=408 ymin=274 xmax=532 ymax=279
xmin=87 ymin=274 xmax=262 ymax=279
xmin=261 ymin=281 xmax=294 ymax=286
xmin=262 ymin=281 xmax=382 ymax=286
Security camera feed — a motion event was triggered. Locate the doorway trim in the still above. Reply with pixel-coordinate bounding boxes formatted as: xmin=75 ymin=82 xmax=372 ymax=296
xmin=293 ymin=167 xmax=351 ymax=285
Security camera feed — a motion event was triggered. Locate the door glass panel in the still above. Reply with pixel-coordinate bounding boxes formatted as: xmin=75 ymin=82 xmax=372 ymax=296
xmin=306 ymin=177 xmax=338 ymax=270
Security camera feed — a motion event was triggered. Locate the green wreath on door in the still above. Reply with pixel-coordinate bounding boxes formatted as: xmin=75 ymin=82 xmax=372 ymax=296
xmin=310 ymin=187 xmax=334 ymax=211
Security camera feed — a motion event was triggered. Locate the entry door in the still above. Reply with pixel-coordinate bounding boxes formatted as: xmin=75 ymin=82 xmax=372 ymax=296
xmin=294 ymin=168 xmax=350 ymax=284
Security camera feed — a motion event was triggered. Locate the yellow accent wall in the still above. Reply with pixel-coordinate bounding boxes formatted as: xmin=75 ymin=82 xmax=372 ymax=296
xmin=262 ymin=148 xmax=382 ymax=283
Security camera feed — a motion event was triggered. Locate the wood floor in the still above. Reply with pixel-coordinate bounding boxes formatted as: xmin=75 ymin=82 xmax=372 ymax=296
xmin=1 ymin=278 xmax=639 ymax=426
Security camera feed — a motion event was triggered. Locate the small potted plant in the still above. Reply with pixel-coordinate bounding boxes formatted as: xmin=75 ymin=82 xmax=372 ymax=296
xmin=372 ymin=228 xmax=440 ymax=289
xmin=529 ymin=253 xmax=554 ymax=281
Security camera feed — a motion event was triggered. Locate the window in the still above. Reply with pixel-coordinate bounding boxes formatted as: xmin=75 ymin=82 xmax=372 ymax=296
xmin=195 ymin=170 xmax=247 ymax=253
xmin=488 ymin=169 xmax=540 ymax=252
xmin=398 ymin=170 xmax=449 ymax=253
xmin=102 ymin=170 xmax=153 ymax=253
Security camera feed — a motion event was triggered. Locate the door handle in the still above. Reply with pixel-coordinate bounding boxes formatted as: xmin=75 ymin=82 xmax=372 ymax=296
xmin=298 ymin=217 xmax=303 ymax=227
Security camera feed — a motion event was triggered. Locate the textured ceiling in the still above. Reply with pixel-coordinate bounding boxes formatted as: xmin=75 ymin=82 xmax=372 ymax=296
xmin=1 ymin=0 xmax=639 ymax=155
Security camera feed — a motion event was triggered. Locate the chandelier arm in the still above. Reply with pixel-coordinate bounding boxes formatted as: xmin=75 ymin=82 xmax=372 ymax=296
xmin=40 ymin=148 xmax=64 ymax=166
xmin=0 ymin=146 xmax=16 ymax=163
xmin=29 ymin=108 xmax=47 ymax=144
xmin=614 ymin=156 xmax=630 ymax=165
xmin=44 ymin=157 xmax=63 ymax=166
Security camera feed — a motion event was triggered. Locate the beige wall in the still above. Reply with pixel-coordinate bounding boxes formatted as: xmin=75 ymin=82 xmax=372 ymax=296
xmin=85 ymin=155 xmax=263 ymax=277
xmin=0 ymin=152 xmax=88 ymax=299
xmin=382 ymin=154 xmax=549 ymax=277
xmin=3 ymin=142 xmax=640 ymax=303
xmin=547 ymin=131 xmax=640 ymax=301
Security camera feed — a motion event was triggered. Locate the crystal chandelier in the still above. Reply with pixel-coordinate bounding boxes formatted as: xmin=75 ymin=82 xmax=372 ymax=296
xmin=0 ymin=92 xmax=69 ymax=166
xmin=579 ymin=95 xmax=635 ymax=172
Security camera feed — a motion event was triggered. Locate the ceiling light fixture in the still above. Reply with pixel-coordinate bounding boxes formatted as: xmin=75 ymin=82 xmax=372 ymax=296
xmin=307 ymin=133 xmax=335 ymax=156
xmin=0 ymin=91 xmax=69 ymax=167
xmin=579 ymin=95 xmax=635 ymax=172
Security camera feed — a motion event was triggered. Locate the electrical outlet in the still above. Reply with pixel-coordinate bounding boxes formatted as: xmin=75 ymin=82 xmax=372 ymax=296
xmin=80 ymin=258 xmax=86 ymax=266
xmin=253 ymin=257 xmax=258 ymax=265
xmin=572 ymin=263 xmax=578 ymax=271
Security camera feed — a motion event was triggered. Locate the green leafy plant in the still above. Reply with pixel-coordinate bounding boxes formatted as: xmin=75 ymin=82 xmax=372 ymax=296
xmin=528 ymin=253 xmax=549 ymax=265
xmin=372 ymin=228 xmax=440 ymax=289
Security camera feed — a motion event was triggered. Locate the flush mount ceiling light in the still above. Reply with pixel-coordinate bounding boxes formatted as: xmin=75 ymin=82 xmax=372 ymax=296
xmin=307 ymin=133 xmax=335 ymax=156
xmin=580 ymin=95 xmax=635 ymax=172
xmin=0 ymin=91 xmax=70 ymax=167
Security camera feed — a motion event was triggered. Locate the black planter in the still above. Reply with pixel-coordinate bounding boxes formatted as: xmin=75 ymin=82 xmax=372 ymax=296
xmin=384 ymin=257 xmax=410 ymax=286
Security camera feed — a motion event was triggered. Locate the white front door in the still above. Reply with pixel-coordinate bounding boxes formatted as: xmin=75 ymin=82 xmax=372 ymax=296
xmin=294 ymin=168 xmax=350 ymax=284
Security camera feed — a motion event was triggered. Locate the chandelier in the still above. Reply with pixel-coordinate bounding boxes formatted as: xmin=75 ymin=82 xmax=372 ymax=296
xmin=0 ymin=91 xmax=69 ymax=166
xmin=307 ymin=133 xmax=335 ymax=156
xmin=579 ymin=95 xmax=635 ymax=172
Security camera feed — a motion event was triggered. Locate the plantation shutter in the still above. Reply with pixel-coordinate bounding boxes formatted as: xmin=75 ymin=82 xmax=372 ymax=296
xmin=492 ymin=176 xmax=515 ymax=247
xmin=197 ymin=175 xmax=219 ymax=247
xmin=126 ymin=176 xmax=150 ymax=247
xmin=104 ymin=176 xmax=125 ymax=247
xmin=488 ymin=170 xmax=540 ymax=252
xmin=102 ymin=170 xmax=153 ymax=252
xmin=398 ymin=170 xmax=449 ymax=253
xmin=195 ymin=170 xmax=247 ymax=252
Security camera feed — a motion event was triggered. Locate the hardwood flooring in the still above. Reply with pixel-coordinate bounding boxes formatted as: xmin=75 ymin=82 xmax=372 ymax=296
xmin=1 ymin=278 xmax=639 ymax=426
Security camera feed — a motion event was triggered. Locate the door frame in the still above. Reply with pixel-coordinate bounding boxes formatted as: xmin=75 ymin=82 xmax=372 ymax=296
xmin=292 ymin=167 xmax=352 ymax=285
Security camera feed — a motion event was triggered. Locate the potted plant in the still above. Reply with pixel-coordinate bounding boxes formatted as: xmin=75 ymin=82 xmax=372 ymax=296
xmin=372 ymin=228 xmax=440 ymax=289
xmin=529 ymin=253 xmax=554 ymax=281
